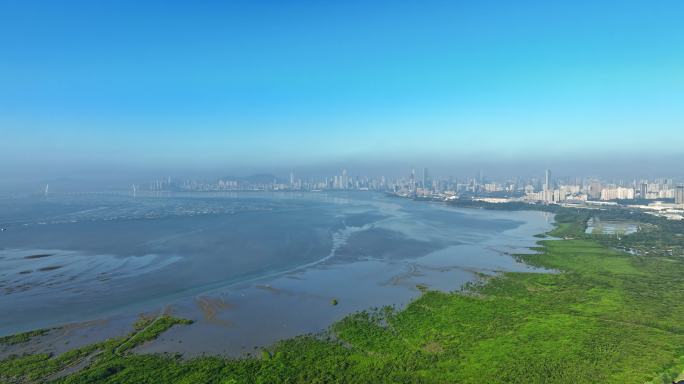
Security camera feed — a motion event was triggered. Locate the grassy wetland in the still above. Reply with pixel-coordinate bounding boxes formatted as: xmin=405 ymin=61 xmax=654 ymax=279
xmin=3 ymin=207 xmax=684 ymax=383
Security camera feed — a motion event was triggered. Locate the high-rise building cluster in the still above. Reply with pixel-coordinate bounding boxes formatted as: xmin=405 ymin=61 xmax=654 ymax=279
xmin=138 ymin=169 xmax=683 ymax=220
xmin=145 ymin=169 xmax=683 ymax=209
xmin=520 ymin=171 xmax=683 ymax=205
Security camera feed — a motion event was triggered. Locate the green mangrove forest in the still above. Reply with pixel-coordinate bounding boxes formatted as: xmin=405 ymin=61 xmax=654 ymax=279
xmin=3 ymin=206 xmax=684 ymax=383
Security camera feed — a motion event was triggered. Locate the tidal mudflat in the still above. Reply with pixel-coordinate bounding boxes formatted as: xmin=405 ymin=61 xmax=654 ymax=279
xmin=0 ymin=192 xmax=552 ymax=357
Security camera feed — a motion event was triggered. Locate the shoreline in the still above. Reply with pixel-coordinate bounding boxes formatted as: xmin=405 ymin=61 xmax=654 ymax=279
xmin=1 ymin=202 xmax=552 ymax=359
xmin=4 ymin=204 xmax=684 ymax=382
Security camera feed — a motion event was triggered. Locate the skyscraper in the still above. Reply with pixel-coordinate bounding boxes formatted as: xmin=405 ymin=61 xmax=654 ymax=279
xmin=410 ymin=168 xmax=415 ymax=192
xmin=544 ymin=169 xmax=552 ymax=191
xmin=589 ymin=180 xmax=602 ymax=200
xmin=422 ymin=168 xmax=429 ymax=189
xmin=342 ymin=169 xmax=348 ymax=190
xmin=676 ymin=185 xmax=684 ymax=205
xmin=640 ymin=183 xmax=648 ymax=199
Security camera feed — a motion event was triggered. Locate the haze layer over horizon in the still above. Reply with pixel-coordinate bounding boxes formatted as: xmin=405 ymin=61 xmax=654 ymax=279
xmin=2 ymin=0 xmax=683 ymax=181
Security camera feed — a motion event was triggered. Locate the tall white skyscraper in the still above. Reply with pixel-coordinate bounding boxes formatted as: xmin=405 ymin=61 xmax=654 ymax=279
xmin=410 ymin=168 xmax=416 ymax=191
xmin=544 ymin=169 xmax=552 ymax=191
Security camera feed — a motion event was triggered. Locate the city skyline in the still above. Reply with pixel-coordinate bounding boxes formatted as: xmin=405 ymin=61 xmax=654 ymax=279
xmin=3 ymin=2 xmax=684 ymax=382
xmin=27 ymin=167 xmax=684 ymax=221
xmin=39 ymin=166 xmax=684 ymax=197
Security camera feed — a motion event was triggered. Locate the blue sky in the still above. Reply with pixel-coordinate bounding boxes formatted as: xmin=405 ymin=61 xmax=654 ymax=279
xmin=1 ymin=0 xmax=683 ymax=179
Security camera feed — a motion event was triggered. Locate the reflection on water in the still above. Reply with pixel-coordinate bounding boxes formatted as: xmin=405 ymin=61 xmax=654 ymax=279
xmin=585 ymin=217 xmax=639 ymax=235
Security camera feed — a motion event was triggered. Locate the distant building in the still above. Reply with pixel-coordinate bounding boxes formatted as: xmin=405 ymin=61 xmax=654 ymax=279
xmin=676 ymin=185 xmax=684 ymax=205
xmin=601 ymin=187 xmax=635 ymax=201
xmin=589 ymin=180 xmax=602 ymax=200
xmin=544 ymin=169 xmax=552 ymax=191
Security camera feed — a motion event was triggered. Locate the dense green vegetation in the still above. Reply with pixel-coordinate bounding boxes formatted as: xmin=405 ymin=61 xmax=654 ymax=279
xmin=0 ymin=316 xmax=192 ymax=384
xmin=447 ymin=199 xmax=684 ymax=256
xmin=587 ymin=208 xmax=684 ymax=257
xmin=3 ymin=206 xmax=684 ymax=383
xmin=116 ymin=315 xmax=193 ymax=354
xmin=0 ymin=329 xmax=50 ymax=346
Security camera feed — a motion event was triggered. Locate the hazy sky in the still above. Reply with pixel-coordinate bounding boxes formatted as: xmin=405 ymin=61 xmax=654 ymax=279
xmin=1 ymin=0 xmax=683 ymax=180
